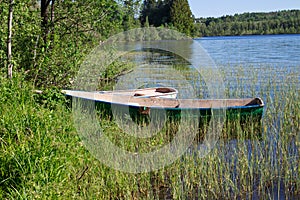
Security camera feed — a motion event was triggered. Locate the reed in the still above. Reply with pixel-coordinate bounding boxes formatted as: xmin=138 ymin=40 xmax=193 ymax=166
xmin=0 ymin=64 xmax=299 ymax=199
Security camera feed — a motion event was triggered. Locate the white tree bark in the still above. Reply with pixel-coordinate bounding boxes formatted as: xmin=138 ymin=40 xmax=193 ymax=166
xmin=7 ymin=0 xmax=14 ymax=79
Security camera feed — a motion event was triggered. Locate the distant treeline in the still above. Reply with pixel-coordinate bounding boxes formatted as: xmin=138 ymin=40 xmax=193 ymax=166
xmin=195 ymin=10 xmax=300 ymax=36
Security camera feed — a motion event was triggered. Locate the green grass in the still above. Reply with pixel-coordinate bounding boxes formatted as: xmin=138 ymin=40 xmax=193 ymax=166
xmin=0 ymin=66 xmax=299 ymax=199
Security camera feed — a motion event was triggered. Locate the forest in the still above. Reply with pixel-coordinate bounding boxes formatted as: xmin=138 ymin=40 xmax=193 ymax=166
xmin=195 ymin=10 xmax=300 ymax=36
xmin=1 ymin=1 xmax=299 ymax=87
xmin=0 ymin=0 xmax=195 ymax=87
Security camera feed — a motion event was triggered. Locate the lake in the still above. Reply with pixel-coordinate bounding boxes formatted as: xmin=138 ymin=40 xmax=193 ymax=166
xmin=197 ymin=34 xmax=300 ymax=66
xmin=118 ymin=34 xmax=299 ymax=100
xmin=115 ymin=34 xmax=300 ymax=199
xmin=197 ymin=34 xmax=300 ymax=100
xmin=197 ymin=35 xmax=299 ymax=199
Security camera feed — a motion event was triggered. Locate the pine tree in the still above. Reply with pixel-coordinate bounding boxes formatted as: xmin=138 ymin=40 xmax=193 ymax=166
xmin=170 ymin=0 xmax=195 ymax=36
xmin=140 ymin=0 xmax=173 ymax=27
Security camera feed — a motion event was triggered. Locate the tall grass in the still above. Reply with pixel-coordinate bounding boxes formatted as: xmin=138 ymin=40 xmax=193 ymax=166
xmin=0 ymin=64 xmax=299 ymax=199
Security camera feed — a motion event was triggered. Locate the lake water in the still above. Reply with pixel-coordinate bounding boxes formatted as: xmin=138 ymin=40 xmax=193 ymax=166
xmin=196 ymin=34 xmax=299 ymax=199
xmin=197 ymin=34 xmax=300 ymax=66
xmin=116 ymin=34 xmax=300 ymax=199
xmin=196 ymin=34 xmax=300 ymax=100
xmin=118 ymin=34 xmax=299 ymax=100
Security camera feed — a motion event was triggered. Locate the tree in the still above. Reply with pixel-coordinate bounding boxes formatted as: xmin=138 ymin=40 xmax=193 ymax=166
xmin=122 ymin=0 xmax=141 ymax=30
xmin=140 ymin=0 xmax=156 ymax=25
xmin=31 ymin=0 xmax=125 ymax=87
xmin=1 ymin=0 xmax=143 ymax=86
xmin=40 ymin=0 xmax=53 ymax=45
xmin=140 ymin=0 xmax=196 ymax=35
xmin=7 ymin=0 xmax=14 ymax=79
xmin=170 ymin=0 xmax=195 ymax=36
xmin=140 ymin=0 xmax=172 ymax=27
xmin=194 ymin=10 xmax=300 ymax=37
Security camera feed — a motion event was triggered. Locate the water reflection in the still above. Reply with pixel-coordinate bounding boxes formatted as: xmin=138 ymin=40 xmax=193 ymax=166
xmin=117 ymin=46 xmax=206 ymax=99
xmin=115 ymin=36 xmax=300 ymax=198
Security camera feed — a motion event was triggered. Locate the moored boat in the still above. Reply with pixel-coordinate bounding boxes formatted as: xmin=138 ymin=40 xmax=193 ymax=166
xmin=62 ymin=90 xmax=264 ymax=119
xmin=63 ymin=89 xmax=265 ymax=140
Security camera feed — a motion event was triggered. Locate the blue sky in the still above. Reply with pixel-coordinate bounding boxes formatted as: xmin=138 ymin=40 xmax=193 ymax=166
xmin=188 ymin=0 xmax=300 ymax=18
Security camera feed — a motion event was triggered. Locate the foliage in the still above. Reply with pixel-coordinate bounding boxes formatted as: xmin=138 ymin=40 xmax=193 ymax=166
xmin=140 ymin=0 xmax=195 ymax=36
xmin=0 ymin=0 xmax=41 ymax=75
xmin=140 ymin=0 xmax=172 ymax=27
xmin=170 ymin=0 xmax=195 ymax=36
xmin=0 ymin=0 xmax=135 ymax=88
xmin=0 ymin=75 xmax=75 ymax=199
xmin=30 ymin=0 xmax=126 ymax=88
xmin=121 ymin=0 xmax=141 ymax=30
xmin=0 ymin=66 xmax=299 ymax=199
xmin=195 ymin=10 xmax=300 ymax=36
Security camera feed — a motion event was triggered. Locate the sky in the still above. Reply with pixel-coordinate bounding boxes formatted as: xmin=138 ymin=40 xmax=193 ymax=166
xmin=188 ymin=0 xmax=300 ymax=18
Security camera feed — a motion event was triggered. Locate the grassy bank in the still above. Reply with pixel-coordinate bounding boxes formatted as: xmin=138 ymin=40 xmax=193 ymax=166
xmin=0 ymin=66 xmax=299 ymax=199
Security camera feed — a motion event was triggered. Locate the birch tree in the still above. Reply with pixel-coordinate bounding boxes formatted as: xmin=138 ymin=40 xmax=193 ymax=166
xmin=7 ymin=0 xmax=14 ymax=79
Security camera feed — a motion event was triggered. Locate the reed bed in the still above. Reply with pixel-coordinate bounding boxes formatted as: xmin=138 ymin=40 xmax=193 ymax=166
xmin=0 ymin=64 xmax=299 ymax=199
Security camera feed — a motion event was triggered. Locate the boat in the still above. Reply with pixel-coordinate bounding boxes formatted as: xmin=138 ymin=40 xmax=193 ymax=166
xmin=62 ymin=90 xmax=264 ymax=120
xmin=96 ymin=87 xmax=178 ymax=99
xmin=63 ymin=89 xmax=265 ymax=140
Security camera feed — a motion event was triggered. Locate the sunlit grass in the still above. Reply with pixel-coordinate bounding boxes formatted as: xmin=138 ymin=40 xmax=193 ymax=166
xmin=0 ymin=64 xmax=299 ymax=199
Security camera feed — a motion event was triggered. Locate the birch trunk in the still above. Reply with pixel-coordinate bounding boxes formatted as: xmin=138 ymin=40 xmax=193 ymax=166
xmin=7 ymin=0 xmax=14 ymax=79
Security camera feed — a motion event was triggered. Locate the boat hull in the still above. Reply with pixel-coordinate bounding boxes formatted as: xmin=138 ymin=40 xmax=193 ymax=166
xmin=75 ymin=97 xmax=264 ymax=137
xmin=66 ymin=90 xmax=265 ymax=140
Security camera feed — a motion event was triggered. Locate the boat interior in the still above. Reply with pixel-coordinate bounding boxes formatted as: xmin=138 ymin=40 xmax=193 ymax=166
xmin=62 ymin=90 xmax=264 ymax=109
